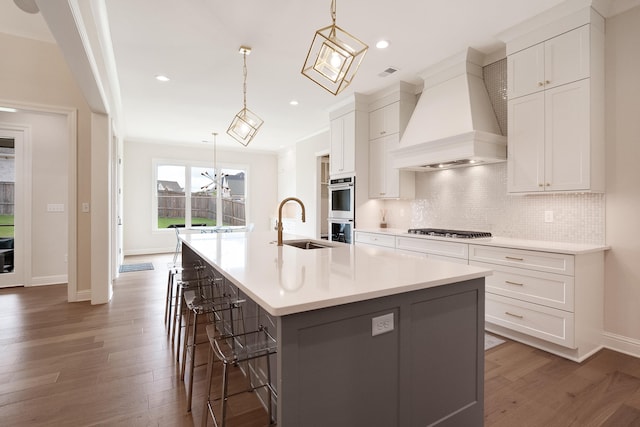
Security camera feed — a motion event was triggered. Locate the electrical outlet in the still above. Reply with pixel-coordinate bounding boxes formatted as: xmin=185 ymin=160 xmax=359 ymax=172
xmin=47 ymin=203 xmax=64 ymax=212
xmin=372 ymin=313 xmax=394 ymax=336
xmin=544 ymin=211 xmax=554 ymax=223
xmin=82 ymin=202 xmax=90 ymax=213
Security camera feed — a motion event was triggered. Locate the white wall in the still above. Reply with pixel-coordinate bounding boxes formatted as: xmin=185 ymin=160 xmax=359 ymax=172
xmin=0 ymin=110 xmax=69 ymax=284
xmin=603 ymin=6 xmax=640 ymax=345
xmin=123 ymin=139 xmax=278 ymax=255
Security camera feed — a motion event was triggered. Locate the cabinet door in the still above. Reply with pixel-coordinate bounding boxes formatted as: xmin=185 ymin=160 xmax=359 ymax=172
xmin=544 ymin=80 xmax=590 ymax=191
xmin=507 ymin=43 xmax=545 ymax=99
xmin=369 ymin=134 xmax=402 ymax=199
xmin=382 ymin=135 xmax=401 ymax=198
xmin=544 ymin=25 xmax=590 ymax=91
xmin=507 ymin=92 xmax=545 ymax=193
xmin=369 ymin=107 xmax=386 ymax=140
xmin=330 ymin=111 xmax=356 ymax=175
xmin=369 ymin=103 xmax=400 ymax=140
xmin=368 ymin=137 xmax=386 ymax=198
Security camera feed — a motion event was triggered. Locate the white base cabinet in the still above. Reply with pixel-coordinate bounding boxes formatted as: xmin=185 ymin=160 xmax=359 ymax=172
xmin=355 ymin=230 xmax=606 ymax=362
xmin=354 ymin=230 xmax=395 ymax=250
xmin=470 ymin=244 xmax=604 ymax=362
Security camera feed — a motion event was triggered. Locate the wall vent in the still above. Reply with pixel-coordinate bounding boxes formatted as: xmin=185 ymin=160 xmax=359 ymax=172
xmin=378 ymin=67 xmax=399 ymax=77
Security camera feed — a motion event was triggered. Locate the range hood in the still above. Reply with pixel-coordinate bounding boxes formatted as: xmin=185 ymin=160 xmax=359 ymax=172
xmin=391 ymin=47 xmax=506 ymax=171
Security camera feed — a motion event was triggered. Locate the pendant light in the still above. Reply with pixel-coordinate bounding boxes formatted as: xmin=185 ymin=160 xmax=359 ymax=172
xmin=201 ymin=132 xmax=229 ymax=196
xmin=227 ymin=46 xmax=264 ymax=147
xmin=301 ymin=0 xmax=368 ymax=95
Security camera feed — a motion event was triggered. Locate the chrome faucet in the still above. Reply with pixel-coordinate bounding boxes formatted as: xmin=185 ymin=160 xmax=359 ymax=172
xmin=277 ymin=197 xmax=306 ymax=246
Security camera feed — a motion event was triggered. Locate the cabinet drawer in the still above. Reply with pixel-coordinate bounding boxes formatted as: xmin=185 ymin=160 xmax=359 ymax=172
xmin=396 ymin=237 xmax=468 ymax=260
xmin=397 ymin=249 xmax=468 ymax=265
xmin=472 ymin=261 xmax=574 ymax=311
xmin=355 ymin=232 xmax=395 ymax=248
xmin=486 ymin=294 xmax=575 ymax=348
xmin=469 ymin=245 xmax=574 ymax=275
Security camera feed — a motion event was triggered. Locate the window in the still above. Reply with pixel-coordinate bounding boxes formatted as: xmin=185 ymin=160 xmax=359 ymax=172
xmin=154 ymin=161 xmax=247 ymax=230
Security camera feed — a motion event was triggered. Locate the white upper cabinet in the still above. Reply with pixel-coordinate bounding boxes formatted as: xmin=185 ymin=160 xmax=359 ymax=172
xmin=508 ymin=25 xmax=590 ymax=99
xmin=506 ymin=9 xmax=604 ymax=194
xmin=508 ymin=80 xmax=590 ymax=192
xmin=367 ymin=83 xmax=416 ymax=199
xmin=330 ymin=111 xmax=356 ymax=176
xmin=369 ymin=103 xmax=400 ymax=140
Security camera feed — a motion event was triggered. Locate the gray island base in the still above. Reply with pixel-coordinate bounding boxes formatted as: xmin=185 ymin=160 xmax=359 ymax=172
xmin=181 ymin=232 xmax=488 ymax=426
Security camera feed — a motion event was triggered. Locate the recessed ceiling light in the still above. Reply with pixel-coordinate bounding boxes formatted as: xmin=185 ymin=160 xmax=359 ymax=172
xmin=155 ymin=75 xmax=170 ymax=82
xmin=376 ymin=40 xmax=390 ymax=49
xmin=0 ymin=107 xmax=17 ymax=113
xmin=289 ymin=100 xmax=299 ymax=106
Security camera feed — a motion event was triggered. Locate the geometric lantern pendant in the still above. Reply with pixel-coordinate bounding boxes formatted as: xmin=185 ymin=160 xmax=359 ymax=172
xmin=301 ymin=0 xmax=368 ymax=95
xmin=227 ymin=46 xmax=264 ymax=146
xmin=227 ymin=107 xmax=264 ymax=147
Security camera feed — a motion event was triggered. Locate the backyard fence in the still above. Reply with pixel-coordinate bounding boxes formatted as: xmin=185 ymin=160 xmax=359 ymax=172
xmin=158 ymin=191 xmax=245 ymax=226
xmin=0 ymin=182 xmax=14 ymax=215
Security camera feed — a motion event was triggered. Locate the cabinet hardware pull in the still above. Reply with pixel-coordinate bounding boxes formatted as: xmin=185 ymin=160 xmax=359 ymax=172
xmin=505 ymin=280 xmax=524 ymax=286
xmin=539 ymin=183 xmax=544 ymax=187
xmin=538 ymin=82 xmax=544 ymax=87
xmin=505 ymin=311 xmax=524 ymax=319
xmin=505 ymin=256 xmax=524 ymax=261
xmin=546 ymin=80 xmax=551 ymax=84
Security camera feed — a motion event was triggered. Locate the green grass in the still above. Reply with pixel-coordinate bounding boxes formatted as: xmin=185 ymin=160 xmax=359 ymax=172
xmin=157 ymin=217 xmax=216 ymax=229
xmin=0 ymin=215 xmax=14 ymax=238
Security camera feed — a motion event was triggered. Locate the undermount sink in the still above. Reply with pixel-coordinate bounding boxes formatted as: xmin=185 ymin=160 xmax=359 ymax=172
xmin=283 ymin=239 xmax=337 ymax=250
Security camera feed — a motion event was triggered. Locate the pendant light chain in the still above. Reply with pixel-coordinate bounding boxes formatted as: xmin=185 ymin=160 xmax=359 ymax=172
xmin=242 ymin=51 xmax=248 ymax=110
xmin=330 ymin=0 xmax=336 ymax=24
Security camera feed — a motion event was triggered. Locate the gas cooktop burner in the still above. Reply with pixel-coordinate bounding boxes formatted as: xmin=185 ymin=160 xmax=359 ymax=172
xmin=407 ymin=228 xmax=492 ymax=239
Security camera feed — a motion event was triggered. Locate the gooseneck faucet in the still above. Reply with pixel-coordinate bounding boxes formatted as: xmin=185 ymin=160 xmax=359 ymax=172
xmin=277 ymin=197 xmax=306 ymax=246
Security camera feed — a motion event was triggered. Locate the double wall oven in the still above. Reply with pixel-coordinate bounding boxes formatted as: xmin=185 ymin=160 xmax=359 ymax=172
xmin=328 ymin=176 xmax=354 ymax=244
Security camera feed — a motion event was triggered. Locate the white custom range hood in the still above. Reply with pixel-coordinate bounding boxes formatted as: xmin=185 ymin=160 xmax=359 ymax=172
xmin=392 ymin=48 xmax=506 ymax=171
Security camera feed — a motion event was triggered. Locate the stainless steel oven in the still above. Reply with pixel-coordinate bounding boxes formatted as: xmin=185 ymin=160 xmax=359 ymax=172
xmin=328 ymin=218 xmax=354 ymax=244
xmin=328 ymin=176 xmax=355 ymax=220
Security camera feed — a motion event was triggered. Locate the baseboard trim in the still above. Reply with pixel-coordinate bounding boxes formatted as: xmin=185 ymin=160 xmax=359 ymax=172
xmin=602 ymin=332 xmax=640 ymax=359
xmin=27 ymin=275 xmax=68 ymax=286
xmin=124 ymin=248 xmax=173 ymax=256
xmin=73 ymin=289 xmax=92 ymax=302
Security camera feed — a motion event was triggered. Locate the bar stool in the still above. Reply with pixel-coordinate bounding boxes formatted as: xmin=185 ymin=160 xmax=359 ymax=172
xmin=181 ymin=273 xmax=235 ymax=412
xmin=165 ymin=266 xmax=182 ymax=332
xmin=201 ymin=303 xmax=278 ymax=426
xmin=172 ymin=262 xmax=209 ymax=357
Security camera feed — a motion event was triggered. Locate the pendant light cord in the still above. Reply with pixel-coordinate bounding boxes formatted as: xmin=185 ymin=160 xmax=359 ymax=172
xmin=242 ymin=52 xmax=248 ymax=110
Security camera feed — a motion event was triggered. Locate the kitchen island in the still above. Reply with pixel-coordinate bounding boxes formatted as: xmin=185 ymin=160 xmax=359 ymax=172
xmin=181 ymin=231 xmax=492 ymax=426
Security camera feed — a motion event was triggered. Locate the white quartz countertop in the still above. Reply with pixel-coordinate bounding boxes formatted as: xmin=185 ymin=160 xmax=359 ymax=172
xmin=356 ymin=228 xmax=609 ymax=255
xmin=181 ymin=231 xmax=492 ymax=317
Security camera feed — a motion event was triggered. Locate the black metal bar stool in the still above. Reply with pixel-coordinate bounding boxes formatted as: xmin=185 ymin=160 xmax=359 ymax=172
xmin=201 ymin=302 xmax=278 ymax=426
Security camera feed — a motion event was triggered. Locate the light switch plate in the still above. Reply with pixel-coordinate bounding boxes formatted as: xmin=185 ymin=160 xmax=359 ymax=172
xmin=544 ymin=210 xmax=554 ymax=223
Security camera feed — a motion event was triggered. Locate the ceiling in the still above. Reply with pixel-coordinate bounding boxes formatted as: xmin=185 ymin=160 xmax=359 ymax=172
xmin=0 ymin=0 xmax=627 ymax=152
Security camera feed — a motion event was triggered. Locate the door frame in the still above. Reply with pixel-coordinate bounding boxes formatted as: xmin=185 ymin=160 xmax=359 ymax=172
xmin=0 ymin=125 xmax=29 ymax=287
xmin=0 ymin=100 xmax=77 ymax=298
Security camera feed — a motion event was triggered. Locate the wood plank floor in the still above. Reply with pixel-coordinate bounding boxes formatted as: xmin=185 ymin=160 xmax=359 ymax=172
xmin=1 ymin=253 xmax=639 ymax=426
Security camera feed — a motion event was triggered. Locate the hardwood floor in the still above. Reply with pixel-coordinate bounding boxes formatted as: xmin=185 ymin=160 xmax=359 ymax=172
xmin=1 ymin=253 xmax=639 ymax=426
xmin=485 ymin=340 xmax=640 ymax=426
